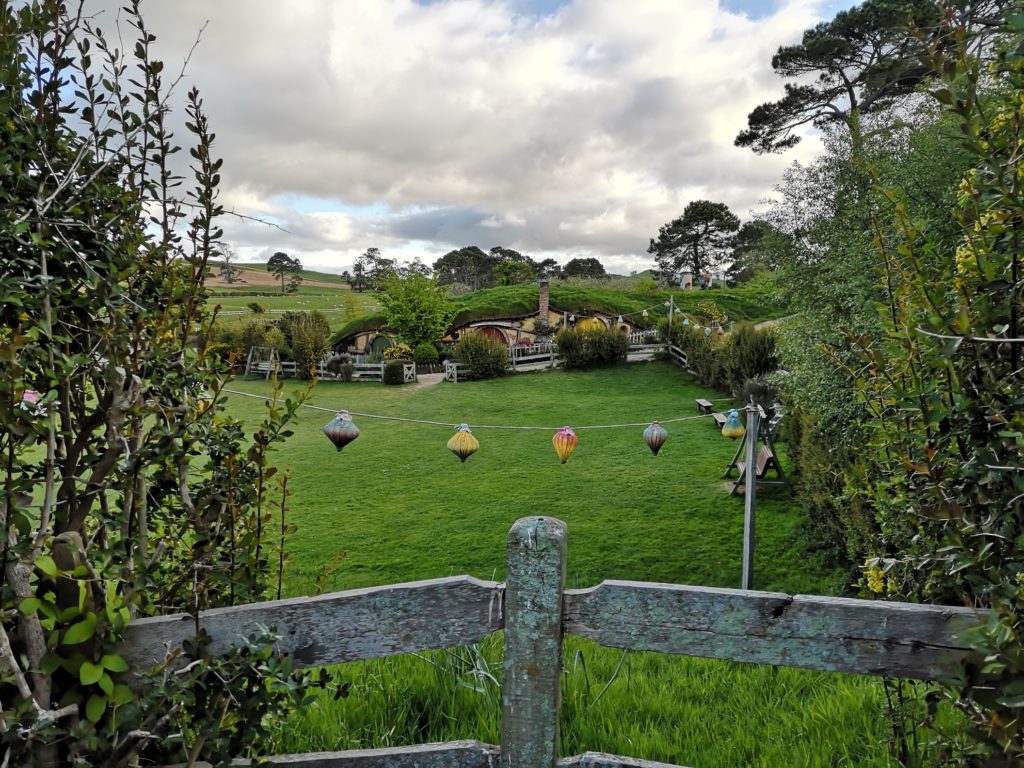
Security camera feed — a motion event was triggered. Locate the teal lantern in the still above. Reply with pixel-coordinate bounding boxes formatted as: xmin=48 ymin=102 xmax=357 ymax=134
xmin=642 ymin=421 xmax=668 ymax=456
xmin=704 ymin=326 xmax=712 ymax=337
xmin=682 ymin=317 xmax=690 ymax=326
xmin=721 ymin=409 xmax=744 ymax=440
xmin=323 ymin=411 xmax=360 ymax=451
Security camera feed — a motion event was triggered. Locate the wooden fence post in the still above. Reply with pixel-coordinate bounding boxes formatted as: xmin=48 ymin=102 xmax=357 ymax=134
xmin=501 ymin=516 xmax=567 ymax=768
xmin=742 ymin=404 xmax=760 ymax=590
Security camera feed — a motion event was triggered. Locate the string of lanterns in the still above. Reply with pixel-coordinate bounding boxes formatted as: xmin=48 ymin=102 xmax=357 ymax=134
xmin=224 ymin=389 xmax=744 ymax=466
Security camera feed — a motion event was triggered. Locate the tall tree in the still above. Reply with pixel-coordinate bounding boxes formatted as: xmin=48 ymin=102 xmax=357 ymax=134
xmin=735 ymin=0 xmax=1010 ymax=155
xmin=267 ymin=251 xmax=302 ymax=293
xmin=493 ymin=259 xmax=536 ymax=285
xmin=433 ymin=246 xmax=499 ymax=290
xmin=562 ymin=257 xmax=607 ymax=279
xmin=354 ymin=247 xmax=396 ymax=291
xmin=218 ymin=242 xmax=241 ymax=284
xmin=647 ymin=200 xmax=739 ymax=277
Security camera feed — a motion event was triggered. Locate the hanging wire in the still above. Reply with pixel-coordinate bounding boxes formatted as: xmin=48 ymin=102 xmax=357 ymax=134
xmin=915 ymin=326 xmax=1024 ymax=344
xmin=222 ymin=388 xmax=718 ymax=431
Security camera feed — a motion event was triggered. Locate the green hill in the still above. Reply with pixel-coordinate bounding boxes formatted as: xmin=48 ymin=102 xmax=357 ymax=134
xmin=331 ymin=282 xmax=786 ymax=343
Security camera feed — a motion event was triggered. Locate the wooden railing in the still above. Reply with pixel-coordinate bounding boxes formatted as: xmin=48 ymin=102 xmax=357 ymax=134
xmin=122 ymin=517 xmax=981 ymax=768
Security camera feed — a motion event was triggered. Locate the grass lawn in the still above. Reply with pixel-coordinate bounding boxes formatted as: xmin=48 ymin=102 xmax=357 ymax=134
xmin=222 ymin=362 xmax=957 ymax=766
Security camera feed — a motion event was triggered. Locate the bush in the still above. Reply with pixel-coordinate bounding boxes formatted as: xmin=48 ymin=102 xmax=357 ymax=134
xmin=721 ymin=324 xmax=778 ymax=396
xmin=456 ymin=333 xmax=509 ymax=379
xmin=218 ymin=320 xmax=287 ymax=362
xmin=555 ymin=327 xmax=629 ymax=368
xmin=384 ymin=343 xmax=413 ymax=361
xmin=325 ymin=356 xmax=355 ymax=382
xmin=247 ymin=301 xmax=265 ymax=314
xmin=383 ymin=360 xmax=407 ymax=385
xmin=287 ymin=312 xmax=332 ymax=379
xmin=413 ymin=342 xmax=439 ymax=365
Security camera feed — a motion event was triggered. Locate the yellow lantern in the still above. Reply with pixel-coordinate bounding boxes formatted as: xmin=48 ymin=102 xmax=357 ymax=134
xmin=552 ymin=426 xmax=578 ymax=464
xmin=447 ymin=423 xmax=480 ymax=463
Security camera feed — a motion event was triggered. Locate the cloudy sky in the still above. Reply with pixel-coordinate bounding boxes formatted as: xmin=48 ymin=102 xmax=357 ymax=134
xmin=89 ymin=0 xmax=856 ymax=275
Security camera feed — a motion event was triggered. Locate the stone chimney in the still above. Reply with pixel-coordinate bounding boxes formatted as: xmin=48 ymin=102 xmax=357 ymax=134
xmin=538 ymin=279 xmax=549 ymax=321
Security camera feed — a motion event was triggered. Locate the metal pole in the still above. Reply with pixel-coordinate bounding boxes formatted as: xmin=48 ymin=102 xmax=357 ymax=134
xmin=741 ymin=402 xmax=760 ymax=590
xmin=668 ymin=294 xmax=674 ymax=329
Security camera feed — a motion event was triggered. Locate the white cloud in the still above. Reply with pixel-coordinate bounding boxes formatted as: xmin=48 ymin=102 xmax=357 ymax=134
xmin=86 ymin=0 xmax=841 ymax=273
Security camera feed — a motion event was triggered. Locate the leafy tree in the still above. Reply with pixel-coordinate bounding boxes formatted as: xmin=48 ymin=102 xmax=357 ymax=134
xmin=376 ymin=272 xmax=457 ymax=348
xmin=493 ymin=259 xmax=535 ymax=285
xmin=647 ymin=200 xmax=739 ymax=277
xmin=353 ymin=247 xmax=396 ymax=291
xmin=536 ymin=257 xmax=562 ymax=278
xmin=267 ymin=251 xmax=302 ymax=293
xmin=735 ymin=0 xmax=1009 ymax=155
xmin=562 ymin=257 xmax=607 ymax=279
xmin=726 ymin=221 xmax=777 ymax=285
xmin=433 ymin=246 xmax=499 ymax=290
xmin=0 ymin=4 xmax=310 ymax=765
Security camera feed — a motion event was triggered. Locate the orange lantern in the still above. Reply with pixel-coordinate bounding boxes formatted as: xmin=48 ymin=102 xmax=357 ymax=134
xmin=552 ymin=426 xmax=578 ymax=464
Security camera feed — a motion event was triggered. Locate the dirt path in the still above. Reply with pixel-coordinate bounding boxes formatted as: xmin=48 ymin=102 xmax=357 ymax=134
xmin=406 ymin=372 xmax=445 ymax=391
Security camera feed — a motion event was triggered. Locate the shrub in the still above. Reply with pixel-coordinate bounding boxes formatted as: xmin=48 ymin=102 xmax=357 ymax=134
xmin=218 ymin=320 xmax=287 ymax=362
xmin=325 ymin=356 xmax=356 ymax=382
xmin=384 ymin=343 xmax=414 ymax=361
xmin=456 ymin=333 xmax=509 ymax=379
xmin=383 ymin=360 xmax=407 ymax=385
xmin=288 ymin=312 xmax=332 ymax=379
xmin=721 ymin=324 xmax=778 ymax=396
xmin=555 ymin=327 xmax=629 ymax=368
xmin=247 ymin=301 xmax=265 ymax=314
xmin=413 ymin=342 xmax=439 ymax=365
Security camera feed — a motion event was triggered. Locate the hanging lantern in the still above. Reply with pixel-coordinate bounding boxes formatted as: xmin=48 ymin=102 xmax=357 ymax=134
xmin=642 ymin=309 xmax=649 ymax=319
xmin=552 ymin=426 xmax=578 ymax=464
xmin=617 ymin=315 xmax=623 ymax=323
xmin=642 ymin=421 xmax=668 ymax=456
xmin=447 ymin=423 xmax=480 ymax=463
xmin=682 ymin=317 xmax=690 ymax=326
xmin=704 ymin=326 xmax=712 ymax=337
xmin=323 ymin=411 xmax=359 ymax=451
xmin=721 ymin=409 xmax=744 ymax=440
xmin=568 ymin=313 xmax=576 ymax=323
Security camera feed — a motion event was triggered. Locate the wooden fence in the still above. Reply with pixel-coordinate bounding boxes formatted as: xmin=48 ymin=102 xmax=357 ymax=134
xmin=121 ymin=517 xmax=982 ymax=768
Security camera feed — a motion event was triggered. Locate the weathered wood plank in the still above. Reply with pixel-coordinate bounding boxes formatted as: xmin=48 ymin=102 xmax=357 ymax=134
xmin=122 ymin=576 xmax=503 ymax=671
xmin=501 ymin=517 xmax=567 ymax=768
xmin=171 ymin=745 xmax=691 ymax=768
xmin=563 ymin=581 xmax=982 ymax=681
xmin=558 ymin=753 xmax=689 ymax=768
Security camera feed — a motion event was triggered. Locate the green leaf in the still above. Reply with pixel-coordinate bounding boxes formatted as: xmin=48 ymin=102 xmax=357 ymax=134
xmin=111 ymin=684 xmax=134 ymax=706
xmin=100 ymin=654 xmax=129 ymax=673
xmin=63 ymin=614 xmax=97 ymax=646
xmin=98 ymin=672 xmax=114 ymax=695
xmin=85 ymin=693 xmax=106 ymax=723
xmin=35 ymin=555 xmax=58 ymax=578
xmin=19 ymin=597 xmax=41 ymax=614
xmin=80 ymin=660 xmax=103 ymax=685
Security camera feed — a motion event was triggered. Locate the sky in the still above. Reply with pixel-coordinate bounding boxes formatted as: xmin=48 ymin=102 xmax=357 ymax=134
xmin=84 ymin=0 xmax=858 ymax=275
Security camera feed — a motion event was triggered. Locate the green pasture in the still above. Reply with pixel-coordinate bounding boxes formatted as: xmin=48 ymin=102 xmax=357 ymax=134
xmin=222 ymin=363 xmax=960 ymax=766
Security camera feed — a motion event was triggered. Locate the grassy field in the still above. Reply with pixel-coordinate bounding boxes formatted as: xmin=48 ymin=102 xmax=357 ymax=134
xmin=220 ymin=362 xmax=963 ymax=766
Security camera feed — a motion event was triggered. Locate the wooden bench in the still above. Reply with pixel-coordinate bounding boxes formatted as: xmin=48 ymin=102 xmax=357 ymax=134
xmin=712 ymin=412 xmax=726 ymax=430
xmin=695 ymin=398 xmax=713 ymax=414
xmin=737 ymin=445 xmax=774 ymax=479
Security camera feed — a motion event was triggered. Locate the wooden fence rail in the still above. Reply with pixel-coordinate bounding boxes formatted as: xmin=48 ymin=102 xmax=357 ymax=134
xmin=125 ymin=517 xmax=982 ymax=768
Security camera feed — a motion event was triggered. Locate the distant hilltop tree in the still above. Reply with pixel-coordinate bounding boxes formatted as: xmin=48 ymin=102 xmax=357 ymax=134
xmin=267 ymin=251 xmax=303 ymax=293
